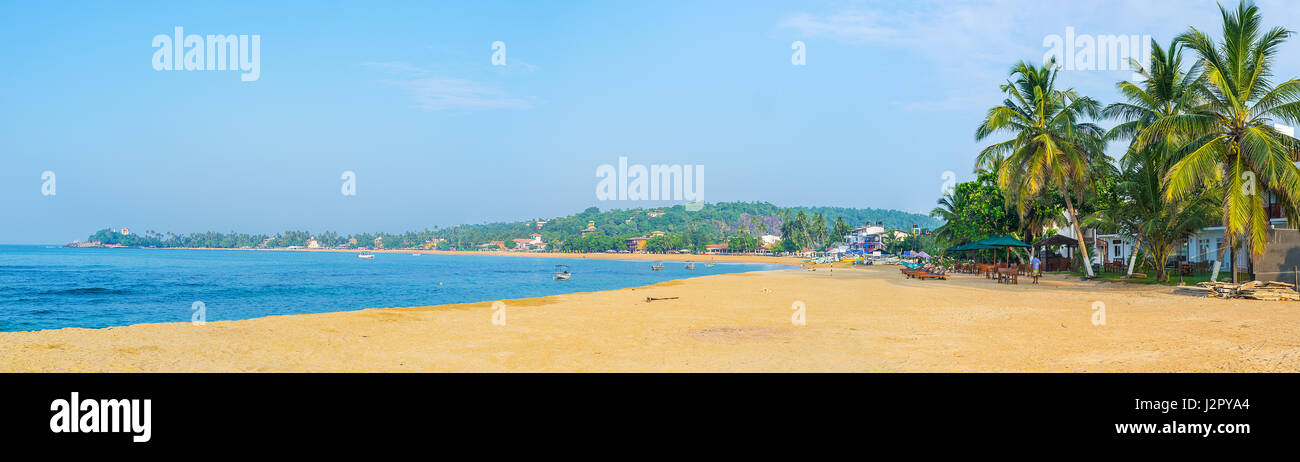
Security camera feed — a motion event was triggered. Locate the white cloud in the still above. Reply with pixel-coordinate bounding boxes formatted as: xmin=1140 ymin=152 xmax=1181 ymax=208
xmin=384 ymin=77 xmax=533 ymax=111
xmin=362 ymin=61 xmax=534 ymax=111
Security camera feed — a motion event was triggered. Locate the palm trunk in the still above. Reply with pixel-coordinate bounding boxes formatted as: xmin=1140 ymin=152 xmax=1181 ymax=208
xmin=1210 ymin=239 xmax=1228 ymax=282
xmin=1126 ymin=240 xmax=1141 ymax=277
xmin=1152 ymin=245 xmax=1171 ymax=282
xmin=1228 ymin=234 xmax=1238 ymax=284
xmin=1063 ymin=194 xmax=1094 ymax=277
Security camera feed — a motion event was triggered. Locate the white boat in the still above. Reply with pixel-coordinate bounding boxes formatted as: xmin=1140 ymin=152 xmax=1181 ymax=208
xmin=358 ymin=252 xmax=374 ymax=259
xmin=554 ymin=265 xmax=571 ymax=280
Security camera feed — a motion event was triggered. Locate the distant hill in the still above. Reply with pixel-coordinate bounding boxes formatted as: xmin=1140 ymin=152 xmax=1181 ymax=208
xmin=82 ymin=201 xmax=940 ymax=251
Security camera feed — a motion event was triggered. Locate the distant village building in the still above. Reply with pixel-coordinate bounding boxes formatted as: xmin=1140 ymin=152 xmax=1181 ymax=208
xmin=581 ymin=221 xmax=598 ymax=236
xmin=760 ymin=234 xmax=781 ymax=246
xmin=647 ymin=210 xmax=665 ymax=218
xmin=504 ymin=233 xmax=548 ymax=251
xmin=119 ymin=227 xmax=130 ymax=235
xmin=306 ymin=237 xmax=321 ymax=249
xmin=626 ymin=236 xmax=649 ymax=252
xmin=844 ymin=226 xmax=886 ymax=253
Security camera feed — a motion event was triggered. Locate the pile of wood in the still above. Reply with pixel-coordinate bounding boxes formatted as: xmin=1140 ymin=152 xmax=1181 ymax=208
xmin=1177 ymin=280 xmax=1300 ymax=301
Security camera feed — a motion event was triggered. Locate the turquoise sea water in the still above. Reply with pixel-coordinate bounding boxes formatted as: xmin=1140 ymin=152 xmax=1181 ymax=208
xmin=0 ymin=245 xmax=788 ymax=332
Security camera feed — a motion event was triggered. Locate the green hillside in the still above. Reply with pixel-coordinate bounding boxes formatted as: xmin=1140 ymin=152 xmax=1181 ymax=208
xmin=83 ymin=201 xmax=940 ymax=253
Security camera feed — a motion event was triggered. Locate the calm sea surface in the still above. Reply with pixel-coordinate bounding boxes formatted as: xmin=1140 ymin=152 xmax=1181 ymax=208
xmin=0 ymin=245 xmax=788 ymax=332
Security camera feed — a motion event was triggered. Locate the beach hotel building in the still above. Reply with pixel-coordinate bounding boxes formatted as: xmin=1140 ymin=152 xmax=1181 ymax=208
xmin=1060 ymin=124 xmax=1299 ymax=270
xmin=843 ymin=222 xmax=886 ymax=253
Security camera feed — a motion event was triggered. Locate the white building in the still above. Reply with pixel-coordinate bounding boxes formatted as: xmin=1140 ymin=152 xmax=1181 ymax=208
xmin=843 ymin=225 xmax=885 ymax=252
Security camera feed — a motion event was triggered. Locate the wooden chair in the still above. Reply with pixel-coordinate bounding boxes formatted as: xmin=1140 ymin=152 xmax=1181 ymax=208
xmin=998 ymin=267 xmax=1018 ymax=284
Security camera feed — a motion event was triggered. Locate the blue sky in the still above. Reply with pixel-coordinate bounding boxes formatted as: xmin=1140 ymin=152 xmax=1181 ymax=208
xmin=4 ymin=0 xmax=1300 ymax=244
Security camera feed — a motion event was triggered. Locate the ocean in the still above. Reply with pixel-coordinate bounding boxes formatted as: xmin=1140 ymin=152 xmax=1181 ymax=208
xmin=0 ymin=245 xmax=788 ymax=332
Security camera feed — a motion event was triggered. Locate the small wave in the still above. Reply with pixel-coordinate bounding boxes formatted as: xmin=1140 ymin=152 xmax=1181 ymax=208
xmin=38 ymin=288 xmax=126 ymax=295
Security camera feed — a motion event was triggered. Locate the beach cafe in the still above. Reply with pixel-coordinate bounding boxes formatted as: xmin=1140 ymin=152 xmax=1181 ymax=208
xmin=945 ymin=235 xmax=1031 ymax=264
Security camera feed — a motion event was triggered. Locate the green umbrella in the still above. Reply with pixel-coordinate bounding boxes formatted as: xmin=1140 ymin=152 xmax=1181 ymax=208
xmin=973 ymin=235 xmax=1032 ymax=248
xmin=972 ymin=235 xmax=1031 ymax=264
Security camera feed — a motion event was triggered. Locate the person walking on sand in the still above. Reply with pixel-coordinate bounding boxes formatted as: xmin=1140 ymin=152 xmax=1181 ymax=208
xmin=1030 ymin=255 xmax=1042 ymax=284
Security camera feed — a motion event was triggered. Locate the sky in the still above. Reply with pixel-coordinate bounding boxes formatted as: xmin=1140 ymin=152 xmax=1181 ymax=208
xmin=4 ymin=0 xmax=1300 ymax=244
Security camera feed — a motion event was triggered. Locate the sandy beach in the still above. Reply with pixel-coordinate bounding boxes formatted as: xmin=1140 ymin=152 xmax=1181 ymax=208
xmin=3 ymin=263 xmax=1298 ymax=372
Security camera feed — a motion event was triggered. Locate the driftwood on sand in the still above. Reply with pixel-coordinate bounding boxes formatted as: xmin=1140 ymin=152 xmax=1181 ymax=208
xmin=1174 ymin=281 xmax=1300 ymax=301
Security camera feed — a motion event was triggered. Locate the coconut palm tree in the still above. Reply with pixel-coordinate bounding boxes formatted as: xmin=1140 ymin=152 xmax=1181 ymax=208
xmin=975 ymin=58 xmax=1108 ymax=277
xmin=1151 ymin=1 xmax=1300 ymax=283
xmin=1098 ymin=39 xmax=1214 ymax=280
xmin=930 ymin=192 xmax=959 ymax=244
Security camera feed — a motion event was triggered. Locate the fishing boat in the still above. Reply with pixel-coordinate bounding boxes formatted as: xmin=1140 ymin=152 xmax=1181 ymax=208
xmin=706 ymin=259 xmax=715 ymax=268
xmin=685 ymin=262 xmax=695 ymax=270
xmin=651 ymin=262 xmax=665 ymax=271
xmin=554 ymin=264 xmax=571 ymax=281
xmin=357 ymin=252 xmax=374 ymax=259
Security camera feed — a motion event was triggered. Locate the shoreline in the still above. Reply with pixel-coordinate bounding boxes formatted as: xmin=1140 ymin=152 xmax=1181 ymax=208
xmin=67 ymin=245 xmax=807 ymax=265
xmin=4 ymin=265 xmax=1297 ymax=372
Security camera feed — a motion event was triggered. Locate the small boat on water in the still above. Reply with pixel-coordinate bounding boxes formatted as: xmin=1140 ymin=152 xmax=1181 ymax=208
xmin=685 ymin=262 xmax=695 ymax=270
xmin=651 ymin=262 xmax=665 ymax=271
xmin=358 ymin=252 xmax=374 ymax=259
xmin=554 ymin=264 xmax=571 ymax=281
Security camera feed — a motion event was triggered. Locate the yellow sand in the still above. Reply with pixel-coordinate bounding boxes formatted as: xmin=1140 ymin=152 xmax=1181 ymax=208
xmin=3 ymin=264 xmax=1297 ymax=372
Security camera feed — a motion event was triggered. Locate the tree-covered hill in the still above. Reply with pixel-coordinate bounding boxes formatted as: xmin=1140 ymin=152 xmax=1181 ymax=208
xmin=82 ymin=201 xmax=940 ymax=252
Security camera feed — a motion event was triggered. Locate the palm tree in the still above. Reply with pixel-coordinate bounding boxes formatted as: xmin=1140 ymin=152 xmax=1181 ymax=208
xmin=975 ymin=58 xmax=1108 ymax=277
xmin=811 ymin=213 xmax=828 ymax=248
xmin=1097 ymin=38 xmax=1214 ymax=280
xmin=930 ymin=192 xmax=959 ymax=244
xmin=1153 ymin=1 xmax=1300 ymax=283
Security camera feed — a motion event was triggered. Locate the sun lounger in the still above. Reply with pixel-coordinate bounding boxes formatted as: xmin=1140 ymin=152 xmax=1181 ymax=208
xmin=915 ymin=268 xmax=949 ymax=280
xmin=901 ymin=265 xmax=936 ymax=278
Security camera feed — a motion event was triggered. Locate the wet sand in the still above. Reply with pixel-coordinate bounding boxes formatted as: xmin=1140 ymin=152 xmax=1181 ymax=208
xmin=3 ymin=264 xmax=1297 ymax=372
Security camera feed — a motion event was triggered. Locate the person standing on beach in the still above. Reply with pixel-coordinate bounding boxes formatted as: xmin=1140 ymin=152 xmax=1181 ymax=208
xmin=1031 ymin=255 xmax=1042 ymax=283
